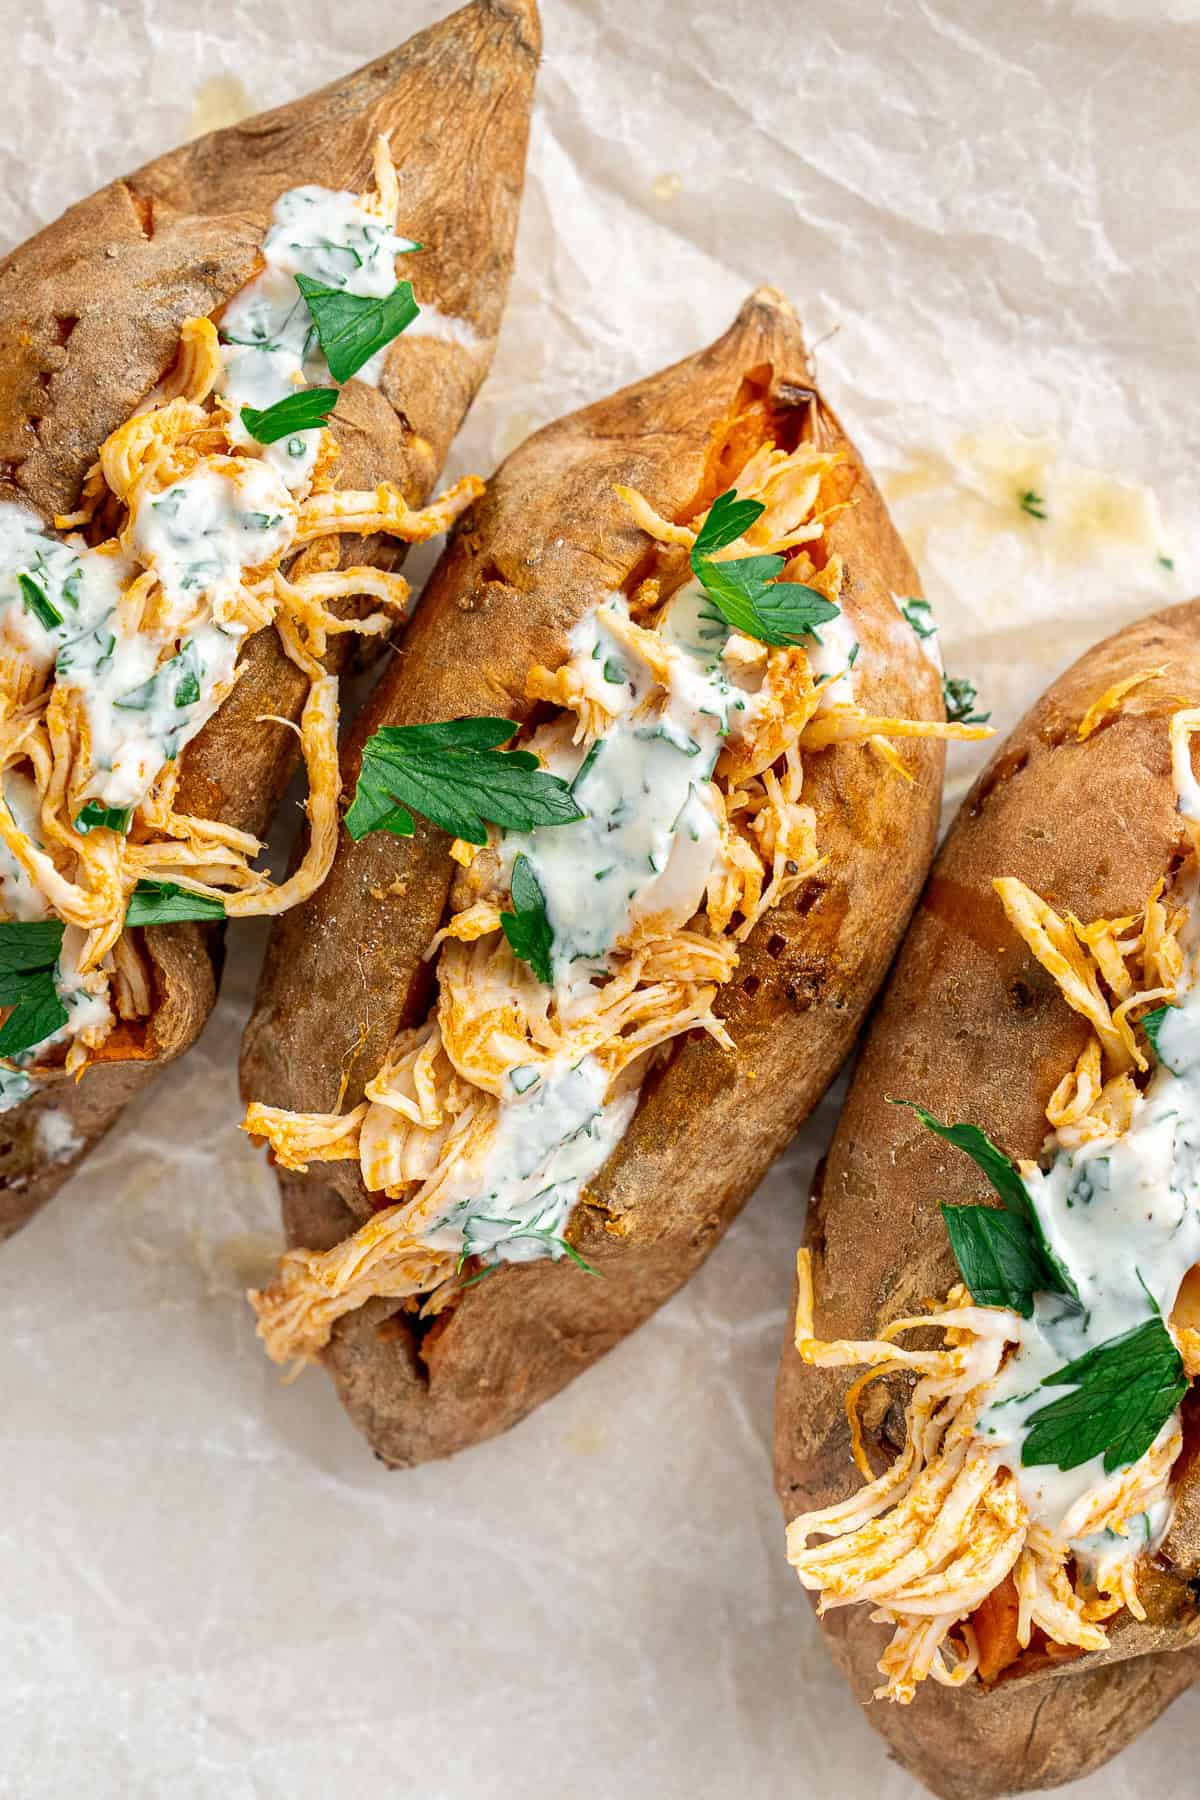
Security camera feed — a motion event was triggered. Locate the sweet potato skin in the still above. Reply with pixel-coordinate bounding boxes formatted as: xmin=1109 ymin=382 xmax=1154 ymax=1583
xmin=773 ymin=602 xmax=1200 ymax=1797
xmin=814 ymin=1604 xmax=1200 ymax=1800
xmin=0 ymin=0 xmax=540 ymax=1240
xmin=241 ymin=286 xmax=948 ymax=1466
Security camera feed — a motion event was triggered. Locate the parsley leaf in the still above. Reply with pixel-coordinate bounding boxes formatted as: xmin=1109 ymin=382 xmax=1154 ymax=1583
xmin=295 ymin=276 xmax=419 ymax=383
xmin=942 ymin=673 xmax=990 ymax=725
xmin=940 ymin=1205 xmax=1051 ymax=1317
xmin=689 ymin=487 xmax=840 ymax=648
xmin=240 ymin=387 xmax=338 ymax=444
xmin=172 ymin=642 xmax=201 ymax=709
xmin=898 ymin=1102 xmax=1032 ymax=1214
xmin=692 ymin=490 xmax=770 ymax=557
xmin=0 ymin=919 xmax=65 ymax=977
xmin=0 ymin=968 xmax=67 ymax=1058
xmin=74 ymin=802 xmax=133 ymax=835
xmin=0 ymin=921 xmax=67 ymax=1058
xmin=1022 ymin=1316 xmax=1187 ymax=1473
xmin=894 ymin=1101 xmax=1080 ymax=1310
xmin=500 ymin=853 xmax=554 ymax=983
xmin=1019 ymin=489 xmax=1048 ymax=520
xmin=125 ymin=881 xmax=226 ymax=927
xmin=345 ymin=718 xmax=585 ymax=847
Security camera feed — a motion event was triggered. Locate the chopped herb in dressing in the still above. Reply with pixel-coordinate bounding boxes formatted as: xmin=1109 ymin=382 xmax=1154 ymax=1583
xmin=897 ymin=596 xmax=937 ymax=640
xmin=17 ymin=571 xmax=62 ymax=631
xmin=942 ymin=672 xmax=990 ymax=725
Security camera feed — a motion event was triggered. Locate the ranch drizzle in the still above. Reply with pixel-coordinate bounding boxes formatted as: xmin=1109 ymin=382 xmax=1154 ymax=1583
xmin=410 ymin=578 xmax=853 ymax=1270
xmin=977 ymin=784 xmax=1200 ymax=1565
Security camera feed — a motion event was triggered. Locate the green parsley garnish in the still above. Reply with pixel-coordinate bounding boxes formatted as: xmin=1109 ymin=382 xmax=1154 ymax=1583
xmin=1019 ymin=489 xmax=1048 ymax=520
xmin=570 ymin=738 xmax=604 ymax=794
xmin=125 ymin=881 xmax=226 ymax=927
xmin=898 ymin=596 xmax=937 ymax=641
xmin=1021 ymin=1316 xmax=1187 ymax=1474
xmin=500 ymin=853 xmax=554 ymax=984
xmin=689 ymin=489 xmax=839 ymax=647
xmin=942 ymin=673 xmax=990 ymax=725
xmin=1158 ymin=554 xmax=1175 ymax=571
xmin=295 ymin=275 xmax=419 ymax=383
xmin=74 ymin=801 xmax=133 ymax=835
xmin=894 ymin=1100 xmax=1078 ymax=1314
xmin=17 ymin=571 xmax=62 ymax=632
xmin=0 ymin=920 xmax=67 ymax=1057
xmin=240 ymin=387 xmax=338 ymax=444
xmin=171 ymin=642 xmax=202 ymax=709
xmin=344 ymin=717 xmax=585 ymax=846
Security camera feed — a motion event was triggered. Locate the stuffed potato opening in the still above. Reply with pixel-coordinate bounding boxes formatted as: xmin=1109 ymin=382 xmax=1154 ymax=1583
xmin=785 ymin=701 xmax=1200 ymax=1703
xmin=242 ymin=374 xmax=987 ymax=1367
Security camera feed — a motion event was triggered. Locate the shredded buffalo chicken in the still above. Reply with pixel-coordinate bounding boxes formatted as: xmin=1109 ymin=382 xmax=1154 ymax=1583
xmin=787 ymin=766 xmax=1200 ymax=1702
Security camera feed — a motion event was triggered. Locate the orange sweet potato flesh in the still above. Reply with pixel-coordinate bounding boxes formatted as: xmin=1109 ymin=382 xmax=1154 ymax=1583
xmin=240 ymin=286 xmax=948 ymax=1467
xmin=0 ymin=0 xmax=540 ymax=1241
xmin=774 ymin=603 xmax=1200 ymax=1798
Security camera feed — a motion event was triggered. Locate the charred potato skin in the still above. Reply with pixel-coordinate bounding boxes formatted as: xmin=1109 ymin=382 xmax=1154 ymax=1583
xmin=773 ymin=602 xmax=1200 ymax=1798
xmin=0 ymin=0 xmax=540 ymax=1241
xmin=241 ymin=287 xmax=947 ymax=1467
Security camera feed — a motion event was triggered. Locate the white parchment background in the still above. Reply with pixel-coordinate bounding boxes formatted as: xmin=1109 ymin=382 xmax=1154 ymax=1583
xmin=4 ymin=2 xmax=1200 ymax=1795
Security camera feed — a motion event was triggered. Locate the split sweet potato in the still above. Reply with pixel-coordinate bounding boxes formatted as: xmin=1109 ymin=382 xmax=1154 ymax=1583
xmin=0 ymin=0 xmax=539 ymax=1240
xmin=241 ymin=286 xmax=949 ymax=1466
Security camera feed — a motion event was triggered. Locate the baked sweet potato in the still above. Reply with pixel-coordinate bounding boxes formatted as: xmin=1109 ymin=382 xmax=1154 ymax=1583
xmin=774 ymin=601 xmax=1200 ymax=1796
xmin=0 ymin=0 xmax=539 ymax=1241
xmin=239 ymin=286 xmax=984 ymax=1467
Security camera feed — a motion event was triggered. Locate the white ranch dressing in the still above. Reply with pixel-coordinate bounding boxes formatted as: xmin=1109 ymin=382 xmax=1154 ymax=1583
xmin=420 ymin=1056 xmax=638 ymax=1266
xmin=507 ymin=583 xmax=753 ymax=987
xmin=978 ymin=845 xmax=1200 ymax=1553
xmin=0 ymin=769 xmax=51 ymax=922
xmin=446 ymin=579 xmax=836 ymax=1271
xmin=219 ymin=183 xmax=417 ymax=488
xmin=890 ymin=591 xmax=943 ymax=672
xmin=806 ymin=606 xmax=860 ymax=701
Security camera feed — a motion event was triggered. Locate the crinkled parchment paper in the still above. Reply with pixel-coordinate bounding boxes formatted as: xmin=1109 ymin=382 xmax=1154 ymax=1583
xmin=4 ymin=3 xmax=1200 ymax=1795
